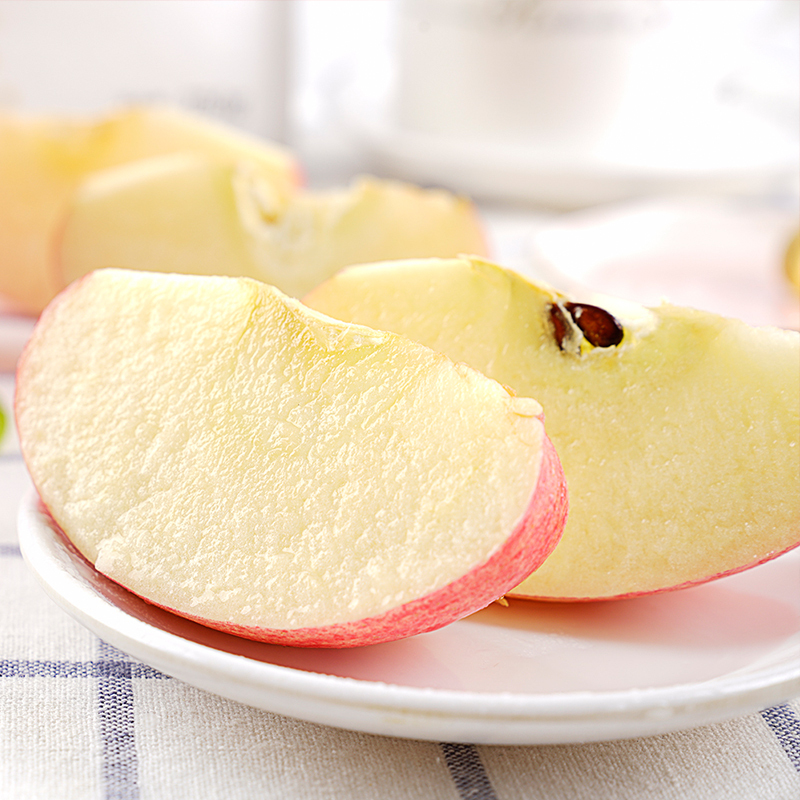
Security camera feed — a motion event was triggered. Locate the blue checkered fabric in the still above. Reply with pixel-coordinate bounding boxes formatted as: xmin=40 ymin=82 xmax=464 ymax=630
xmin=1 ymin=373 xmax=798 ymax=800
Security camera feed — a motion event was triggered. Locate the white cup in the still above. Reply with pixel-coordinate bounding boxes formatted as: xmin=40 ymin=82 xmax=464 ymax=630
xmin=394 ymin=0 xmax=767 ymax=156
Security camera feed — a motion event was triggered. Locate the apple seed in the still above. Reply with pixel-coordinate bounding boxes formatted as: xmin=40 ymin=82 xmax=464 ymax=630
xmin=564 ymin=302 xmax=624 ymax=348
xmin=549 ymin=303 xmax=572 ymax=351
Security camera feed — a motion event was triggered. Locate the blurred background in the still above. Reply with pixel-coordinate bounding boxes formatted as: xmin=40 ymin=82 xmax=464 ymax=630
xmin=0 ymin=0 xmax=798 ymax=327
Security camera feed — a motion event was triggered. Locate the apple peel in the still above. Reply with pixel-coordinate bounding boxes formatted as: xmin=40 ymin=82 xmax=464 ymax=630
xmin=145 ymin=435 xmax=565 ymax=648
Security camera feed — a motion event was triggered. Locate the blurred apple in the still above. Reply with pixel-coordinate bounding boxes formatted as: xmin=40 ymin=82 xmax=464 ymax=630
xmin=55 ymin=154 xmax=487 ymax=298
xmin=0 ymin=106 xmax=300 ymax=313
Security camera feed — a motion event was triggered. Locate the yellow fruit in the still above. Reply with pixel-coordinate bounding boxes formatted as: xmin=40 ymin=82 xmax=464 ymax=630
xmin=306 ymin=256 xmax=800 ymax=600
xmin=56 ymin=156 xmax=487 ymax=299
xmin=0 ymin=106 xmax=299 ymax=313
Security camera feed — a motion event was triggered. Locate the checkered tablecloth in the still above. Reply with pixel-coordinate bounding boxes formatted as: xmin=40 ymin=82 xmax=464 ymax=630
xmin=1 ymin=370 xmax=799 ymax=800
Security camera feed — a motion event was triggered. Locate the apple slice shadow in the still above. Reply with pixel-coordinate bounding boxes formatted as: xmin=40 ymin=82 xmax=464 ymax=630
xmin=466 ymin=562 xmax=800 ymax=650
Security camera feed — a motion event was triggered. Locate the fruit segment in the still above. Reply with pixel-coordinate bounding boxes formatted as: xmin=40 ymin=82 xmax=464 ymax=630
xmin=305 ymin=256 xmax=800 ymax=600
xmin=0 ymin=106 xmax=299 ymax=313
xmin=57 ymin=154 xmax=267 ymax=284
xmin=15 ymin=269 xmax=567 ymax=647
xmin=56 ymin=156 xmax=487 ymax=299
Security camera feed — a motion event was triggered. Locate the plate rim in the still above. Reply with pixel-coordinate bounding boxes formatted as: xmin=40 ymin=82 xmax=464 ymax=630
xmin=17 ymin=490 xmax=800 ymax=744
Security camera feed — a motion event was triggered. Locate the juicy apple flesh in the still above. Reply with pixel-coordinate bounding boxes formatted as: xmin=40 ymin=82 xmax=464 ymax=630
xmin=55 ymin=154 xmax=487 ymax=299
xmin=15 ymin=269 xmax=567 ymax=646
xmin=305 ymin=256 xmax=800 ymax=601
xmin=0 ymin=105 xmax=299 ymax=314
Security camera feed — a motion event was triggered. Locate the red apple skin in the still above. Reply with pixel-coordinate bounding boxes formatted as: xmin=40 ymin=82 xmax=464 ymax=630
xmin=28 ymin=430 xmax=567 ymax=649
xmin=26 ymin=432 xmax=566 ymax=648
xmin=122 ymin=435 xmax=567 ymax=648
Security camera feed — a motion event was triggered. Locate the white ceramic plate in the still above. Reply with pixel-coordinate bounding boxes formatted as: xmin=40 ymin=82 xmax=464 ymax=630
xmin=526 ymin=197 xmax=800 ymax=331
xmin=18 ymin=491 xmax=800 ymax=745
xmin=347 ymin=99 xmax=799 ymax=209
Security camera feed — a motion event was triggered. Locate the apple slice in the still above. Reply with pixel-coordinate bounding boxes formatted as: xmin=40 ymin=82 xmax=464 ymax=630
xmin=0 ymin=105 xmax=299 ymax=314
xmin=305 ymin=256 xmax=800 ymax=601
xmin=56 ymin=154 xmax=269 ymax=284
xmin=15 ymin=268 xmax=566 ymax=647
xmin=55 ymin=154 xmax=487 ymax=298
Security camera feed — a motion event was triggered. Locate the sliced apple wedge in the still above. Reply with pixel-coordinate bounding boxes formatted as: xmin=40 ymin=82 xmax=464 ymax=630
xmin=15 ymin=269 xmax=566 ymax=647
xmin=0 ymin=105 xmax=299 ymax=314
xmin=56 ymin=154 xmax=268 ymax=284
xmin=55 ymin=154 xmax=487 ymax=298
xmin=305 ymin=256 xmax=800 ymax=601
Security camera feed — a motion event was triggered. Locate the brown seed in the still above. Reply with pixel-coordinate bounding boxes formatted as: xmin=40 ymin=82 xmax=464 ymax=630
xmin=565 ymin=302 xmax=624 ymax=348
xmin=549 ymin=303 xmax=571 ymax=350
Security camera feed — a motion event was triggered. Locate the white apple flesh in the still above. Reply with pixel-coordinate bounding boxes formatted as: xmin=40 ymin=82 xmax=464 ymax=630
xmin=55 ymin=154 xmax=487 ymax=298
xmin=15 ymin=269 xmax=567 ymax=646
xmin=305 ymin=256 xmax=800 ymax=601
